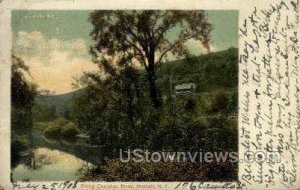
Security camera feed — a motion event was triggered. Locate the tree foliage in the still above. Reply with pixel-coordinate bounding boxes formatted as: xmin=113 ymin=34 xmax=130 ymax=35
xmin=11 ymin=55 xmax=38 ymax=131
xmin=33 ymin=104 xmax=56 ymax=122
xmin=43 ymin=117 xmax=79 ymax=138
xmin=74 ymin=64 xmax=157 ymax=148
xmin=11 ymin=55 xmax=38 ymax=167
xmin=89 ymin=10 xmax=213 ymax=108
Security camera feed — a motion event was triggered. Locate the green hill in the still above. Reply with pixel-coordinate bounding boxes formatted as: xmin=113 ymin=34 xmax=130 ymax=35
xmin=34 ymin=88 xmax=84 ymax=117
xmin=157 ymin=47 xmax=238 ymax=95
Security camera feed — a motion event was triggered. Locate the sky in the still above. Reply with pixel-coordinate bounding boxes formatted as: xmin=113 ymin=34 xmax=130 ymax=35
xmin=12 ymin=10 xmax=238 ymax=94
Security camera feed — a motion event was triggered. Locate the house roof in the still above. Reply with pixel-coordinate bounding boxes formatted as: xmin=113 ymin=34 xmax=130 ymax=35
xmin=174 ymin=83 xmax=195 ymax=90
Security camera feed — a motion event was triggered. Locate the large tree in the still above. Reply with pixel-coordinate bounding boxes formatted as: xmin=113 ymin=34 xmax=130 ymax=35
xmin=89 ymin=10 xmax=213 ymax=108
xmin=11 ymin=55 xmax=38 ymax=130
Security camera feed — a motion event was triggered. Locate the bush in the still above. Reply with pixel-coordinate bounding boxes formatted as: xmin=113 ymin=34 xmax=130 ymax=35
xmin=211 ymin=92 xmax=230 ymax=113
xmin=11 ymin=133 xmax=30 ymax=168
xmin=11 ymin=134 xmax=30 ymax=155
xmin=202 ymin=117 xmax=237 ymax=152
xmin=61 ymin=122 xmax=79 ymax=137
xmin=51 ymin=117 xmax=69 ymax=127
xmin=78 ymin=158 xmax=237 ymax=181
xmin=43 ymin=124 xmax=61 ymax=137
xmin=149 ymin=98 xmax=206 ymax=151
xmin=43 ymin=118 xmax=80 ymax=138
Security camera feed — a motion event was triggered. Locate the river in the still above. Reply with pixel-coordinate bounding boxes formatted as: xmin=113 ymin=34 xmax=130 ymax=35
xmin=12 ymin=131 xmax=104 ymax=181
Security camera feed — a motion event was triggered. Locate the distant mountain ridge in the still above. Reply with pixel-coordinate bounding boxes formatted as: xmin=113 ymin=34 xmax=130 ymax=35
xmin=35 ymin=88 xmax=85 ymax=115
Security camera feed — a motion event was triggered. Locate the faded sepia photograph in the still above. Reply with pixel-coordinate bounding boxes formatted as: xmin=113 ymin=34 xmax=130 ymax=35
xmin=11 ymin=10 xmax=239 ymax=182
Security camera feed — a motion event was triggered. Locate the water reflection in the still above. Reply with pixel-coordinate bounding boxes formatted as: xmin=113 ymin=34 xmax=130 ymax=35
xmin=22 ymin=149 xmax=54 ymax=170
xmin=12 ymin=132 xmax=102 ymax=181
xmin=13 ymin=148 xmax=90 ymax=181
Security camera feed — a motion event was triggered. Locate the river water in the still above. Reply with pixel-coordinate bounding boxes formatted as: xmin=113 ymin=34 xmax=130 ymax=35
xmin=12 ymin=132 xmax=103 ymax=181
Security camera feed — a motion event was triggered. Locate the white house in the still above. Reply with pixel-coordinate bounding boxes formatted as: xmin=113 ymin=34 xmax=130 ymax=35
xmin=173 ymin=83 xmax=196 ymax=97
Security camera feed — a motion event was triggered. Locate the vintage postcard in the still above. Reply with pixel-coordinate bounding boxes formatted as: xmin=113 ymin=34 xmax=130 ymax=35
xmin=0 ymin=0 xmax=299 ymax=189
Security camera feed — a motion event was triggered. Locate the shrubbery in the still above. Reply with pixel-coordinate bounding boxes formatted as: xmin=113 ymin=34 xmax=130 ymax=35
xmin=77 ymin=94 xmax=238 ymax=181
xmin=11 ymin=133 xmax=30 ymax=155
xmin=44 ymin=124 xmax=61 ymax=137
xmin=79 ymin=158 xmax=237 ymax=181
xmin=149 ymin=96 xmax=237 ymax=152
xmin=43 ymin=117 xmax=79 ymax=138
xmin=61 ymin=122 xmax=80 ymax=137
xmin=11 ymin=133 xmax=30 ymax=168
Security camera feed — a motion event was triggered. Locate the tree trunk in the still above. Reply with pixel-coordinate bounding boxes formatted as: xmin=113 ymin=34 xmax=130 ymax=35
xmin=147 ymin=48 xmax=161 ymax=108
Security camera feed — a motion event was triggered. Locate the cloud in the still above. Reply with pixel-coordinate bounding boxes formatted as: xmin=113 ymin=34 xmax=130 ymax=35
xmin=185 ymin=39 xmax=216 ymax=54
xmin=13 ymin=31 xmax=98 ymax=94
